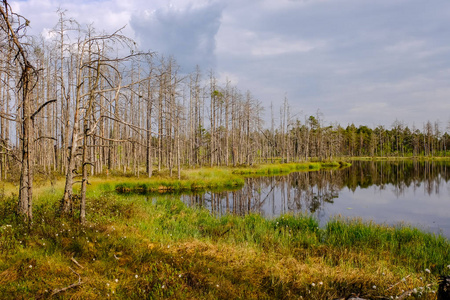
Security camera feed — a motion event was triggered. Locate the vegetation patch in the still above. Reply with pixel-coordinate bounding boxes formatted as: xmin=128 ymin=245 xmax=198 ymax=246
xmin=0 ymin=190 xmax=447 ymax=299
xmin=110 ymin=162 xmax=350 ymax=196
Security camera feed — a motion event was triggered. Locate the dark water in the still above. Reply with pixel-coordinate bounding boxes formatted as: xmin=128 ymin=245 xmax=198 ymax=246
xmin=181 ymin=160 xmax=450 ymax=238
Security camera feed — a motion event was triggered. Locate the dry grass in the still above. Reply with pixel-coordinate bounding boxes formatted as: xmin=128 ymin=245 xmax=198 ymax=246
xmin=0 ymin=191 xmax=447 ymax=299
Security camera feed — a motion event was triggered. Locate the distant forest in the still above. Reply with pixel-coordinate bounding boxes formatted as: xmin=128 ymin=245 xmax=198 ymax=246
xmin=1 ymin=10 xmax=448 ymax=176
xmin=1 ymin=4 xmax=449 ymax=220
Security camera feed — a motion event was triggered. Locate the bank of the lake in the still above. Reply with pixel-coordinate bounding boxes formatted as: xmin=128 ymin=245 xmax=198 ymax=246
xmin=113 ymin=161 xmax=350 ymax=195
xmin=0 ymin=192 xmax=448 ymax=298
xmin=0 ymin=160 xmax=449 ymax=299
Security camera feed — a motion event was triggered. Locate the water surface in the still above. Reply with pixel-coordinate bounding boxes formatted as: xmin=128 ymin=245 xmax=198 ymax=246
xmin=181 ymin=160 xmax=450 ymax=238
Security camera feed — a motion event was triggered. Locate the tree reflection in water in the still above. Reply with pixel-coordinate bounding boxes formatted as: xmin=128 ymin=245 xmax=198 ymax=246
xmin=181 ymin=160 xmax=450 ymax=222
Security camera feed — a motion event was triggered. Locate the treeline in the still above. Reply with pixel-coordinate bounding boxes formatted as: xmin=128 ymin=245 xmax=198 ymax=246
xmin=290 ymin=118 xmax=450 ymax=160
xmin=0 ymin=3 xmax=449 ymax=221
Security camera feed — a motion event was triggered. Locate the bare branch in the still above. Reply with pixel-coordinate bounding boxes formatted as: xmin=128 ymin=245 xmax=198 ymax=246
xmin=31 ymin=99 xmax=56 ymax=120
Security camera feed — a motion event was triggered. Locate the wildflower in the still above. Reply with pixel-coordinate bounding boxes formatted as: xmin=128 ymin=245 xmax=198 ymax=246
xmin=311 ymin=283 xmax=315 ymax=287
xmin=55 ymin=233 xmax=58 ymax=237
xmin=216 ymin=284 xmax=219 ymax=288
xmin=161 ymin=285 xmax=165 ymax=289
xmin=373 ymin=285 xmax=376 ymax=289
xmin=179 ymin=274 xmax=182 ymax=278
xmin=115 ymin=279 xmax=118 ymax=283
xmin=318 ymin=281 xmax=323 ymax=285
xmin=29 ymin=265 xmax=33 ymax=268
xmin=447 ymin=265 xmax=450 ymax=269
xmin=425 ymin=268 xmax=431 ymax=273
xmin=106 ymin=283 xmax=110 ymax=287
xmin=135 ymin=275 xmax=139 ymax=279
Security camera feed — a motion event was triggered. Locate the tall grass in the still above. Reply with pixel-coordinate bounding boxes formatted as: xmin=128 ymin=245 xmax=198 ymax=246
xmin=0 ymin=190 xmax=447 ymax=299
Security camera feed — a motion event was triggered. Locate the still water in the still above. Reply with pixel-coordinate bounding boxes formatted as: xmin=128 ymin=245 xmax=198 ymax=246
xmin=181 ymin=160 xmax=450 ymax=238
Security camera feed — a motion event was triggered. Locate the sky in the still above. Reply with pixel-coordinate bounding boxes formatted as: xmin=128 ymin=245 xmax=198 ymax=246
xmin=10 ymin=0 xmax=450 ymax=129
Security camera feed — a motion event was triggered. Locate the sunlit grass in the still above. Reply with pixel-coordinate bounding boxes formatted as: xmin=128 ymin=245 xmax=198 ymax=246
xmin=0 ymin=190 xmax=447 ymax=299
xmin=107 ymin=162 xmax=349 ymax=195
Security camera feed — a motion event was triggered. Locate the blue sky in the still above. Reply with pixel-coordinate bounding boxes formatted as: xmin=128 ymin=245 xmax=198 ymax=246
xmin=11 ymin=0 xmax=450 ymax=129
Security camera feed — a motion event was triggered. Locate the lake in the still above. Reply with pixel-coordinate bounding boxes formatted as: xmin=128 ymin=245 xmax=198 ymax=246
xmin=180 ymin=160 xmax=450 ymax=238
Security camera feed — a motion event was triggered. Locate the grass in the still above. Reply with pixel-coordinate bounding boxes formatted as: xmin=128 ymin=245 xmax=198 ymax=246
xmin=0 ymin=189 xmax=448 ymax=299
xmin=110 ymin=161 xmax=350 ymax=195
xmin=348 ymin=156 xmax=450 ymax=162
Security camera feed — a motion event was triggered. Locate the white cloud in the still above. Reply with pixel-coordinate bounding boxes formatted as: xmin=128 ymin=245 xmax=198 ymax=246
xmin=8 ymin=0 xmax=450 ymax=128
xmin=130 ymin=1 xmax=224 ymax=71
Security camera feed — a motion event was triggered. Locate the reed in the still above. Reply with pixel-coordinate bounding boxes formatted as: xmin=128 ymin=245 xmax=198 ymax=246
xmin=0 ymin=191 xmax=447 ymax=299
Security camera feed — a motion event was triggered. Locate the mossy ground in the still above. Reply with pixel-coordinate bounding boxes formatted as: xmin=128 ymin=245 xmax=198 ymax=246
xmin=0 ymin=190 xmax=448 ymax=299
xmin=0 ymin=161 xmax=448 ymax=299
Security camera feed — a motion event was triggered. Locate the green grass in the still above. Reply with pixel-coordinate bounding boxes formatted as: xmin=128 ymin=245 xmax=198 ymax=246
xmin=109 ymin=162 xmax=351 ymax=195
xmin=0 ymin=190 xmax=448 ymax=299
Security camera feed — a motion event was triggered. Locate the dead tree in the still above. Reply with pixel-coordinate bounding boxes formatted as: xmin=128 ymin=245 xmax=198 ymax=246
xmin=0 ymin=1 xmax=53 ymax=222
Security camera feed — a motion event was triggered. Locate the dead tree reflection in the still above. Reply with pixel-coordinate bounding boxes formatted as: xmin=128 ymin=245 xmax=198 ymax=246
xmin=181 ymin=160 xmax=449 ymax=217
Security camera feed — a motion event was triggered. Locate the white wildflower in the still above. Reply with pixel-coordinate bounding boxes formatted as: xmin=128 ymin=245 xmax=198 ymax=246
xmin=311 ymin=283 xmax=315 ymax=287
xmin=425 ymin=268 xmax=431 ymax=273
xmin=135 ymin=275 xmax=139 ymax=278
xmin=373 ymin=285 xmax=377 ymax=289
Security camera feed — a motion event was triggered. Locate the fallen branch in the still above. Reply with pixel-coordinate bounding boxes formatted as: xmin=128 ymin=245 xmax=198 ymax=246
xmin=70 ymin=257 xmax=84 ymax=269
xmin=396 ymin=289 xmax=414 ymax=300
xmin=388 ymin=274 xmax=410 ymax=290
xmin=51 ymin=267 xmax=82 ymax=297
